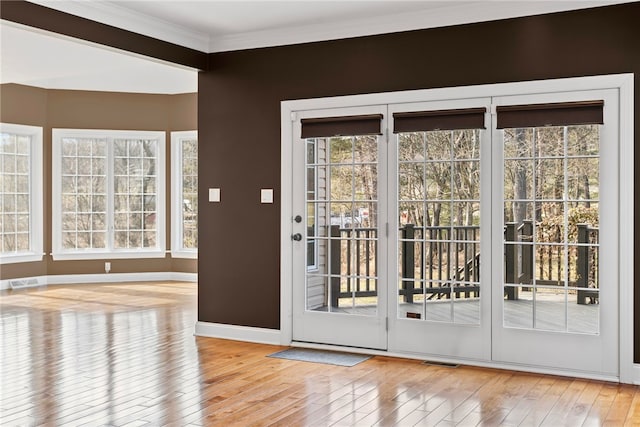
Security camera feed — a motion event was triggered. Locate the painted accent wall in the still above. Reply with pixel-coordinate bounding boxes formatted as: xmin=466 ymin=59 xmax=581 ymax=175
xmin=0 ymin=84 xmax=198 ymax=279
xmin=196 ymin=3 xmax=640 ymax=359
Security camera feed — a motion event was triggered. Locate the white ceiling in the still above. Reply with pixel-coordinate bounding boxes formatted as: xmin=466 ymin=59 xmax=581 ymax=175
xmin=0 ymin=0 xmax=631 ymax=94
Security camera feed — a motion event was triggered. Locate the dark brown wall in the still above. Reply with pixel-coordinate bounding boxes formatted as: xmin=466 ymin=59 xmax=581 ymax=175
xmin=0 ymin=84 xmax=198 ymax=279
xmin=197 ymin=2 xmax=640 ymax=359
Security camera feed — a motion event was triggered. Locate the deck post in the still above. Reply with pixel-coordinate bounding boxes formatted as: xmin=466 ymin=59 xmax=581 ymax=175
xmin=330 ymin=225 xmax=341 ymax=308
xmin=505 ymin=222 xmax=519 ymax=300
xmin=576 ymin=224 xmax=590 ymax=305
xmin=519 ymin=220 xmax=533 ymax=290
xmin=402 ymin=224 xmax=415 ymax=303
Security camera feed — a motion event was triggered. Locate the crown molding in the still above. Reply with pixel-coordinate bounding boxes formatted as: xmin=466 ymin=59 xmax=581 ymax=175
xmin=29 ymin=0 xmax=210 ymax=52
xmin=26 ymin=0 xmax=632 ymax=55
xmin=208 ymin=1 xmax=627 ymax=52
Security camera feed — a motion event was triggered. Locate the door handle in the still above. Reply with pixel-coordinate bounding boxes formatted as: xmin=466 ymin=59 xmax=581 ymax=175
xmin=292 ymin=233 xmax=302 ymax=241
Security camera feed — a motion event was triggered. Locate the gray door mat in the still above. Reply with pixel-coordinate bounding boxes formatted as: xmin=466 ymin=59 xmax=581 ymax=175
xmin=267 ymin=348 xmax=371 ymax=367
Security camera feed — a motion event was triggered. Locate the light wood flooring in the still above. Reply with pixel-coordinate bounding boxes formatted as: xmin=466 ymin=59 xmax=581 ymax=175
xmin=1 ymin=282 xmax=638 ymax=426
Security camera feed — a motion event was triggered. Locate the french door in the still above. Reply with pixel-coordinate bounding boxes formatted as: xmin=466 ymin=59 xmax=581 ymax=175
xmin=490 ymin=89 xmax=619 ymax=376
xmin=387 ymin=99 xmax=492 ymax=360
xmin=288 ymin=83 xmax=621 ymax=378
xmin=291 ymin=106 xmax=388 ymax=350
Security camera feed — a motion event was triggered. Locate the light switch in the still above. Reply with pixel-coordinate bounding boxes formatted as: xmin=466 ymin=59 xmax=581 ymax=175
xmin=261 ymin=189 xmax=273 ymax=204
xmin=209 ymin=188 xmax=220 ymax=202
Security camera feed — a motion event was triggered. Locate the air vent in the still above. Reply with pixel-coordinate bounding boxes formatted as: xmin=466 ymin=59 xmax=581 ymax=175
xmin=9 ymin=278 xmax=40 ymax=290
xmin=423 ymin=360 xmax=459 ymax=368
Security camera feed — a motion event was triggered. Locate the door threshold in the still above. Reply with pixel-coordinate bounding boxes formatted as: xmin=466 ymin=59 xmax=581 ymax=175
xmin=290 ymin=341 xmax=620 ymax=382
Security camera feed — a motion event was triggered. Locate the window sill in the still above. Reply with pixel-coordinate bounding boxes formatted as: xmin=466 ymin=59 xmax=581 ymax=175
xmin=170 ymin=250 xmax=198 ymax=259
xmin=51 ymin=250 xmax=167 ymax=261
xmin=0 ymin=252 xmax=44 ymax=265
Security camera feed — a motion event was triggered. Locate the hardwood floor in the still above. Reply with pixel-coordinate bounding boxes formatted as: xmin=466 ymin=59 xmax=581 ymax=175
xmin=1 ymin=282 xmax=638 ymax=426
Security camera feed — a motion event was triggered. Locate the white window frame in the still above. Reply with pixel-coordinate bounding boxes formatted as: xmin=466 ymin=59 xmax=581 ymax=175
xmin=0 ymin=123 xmax=43 ymax=264
xmin=171 ymin=130 xmax=198 ymax=259
xmin=52 ymin=129 xmax=166 ymax=260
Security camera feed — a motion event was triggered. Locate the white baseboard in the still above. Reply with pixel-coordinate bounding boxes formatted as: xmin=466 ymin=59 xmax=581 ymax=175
xmin=633 ymin=364 xmax=640 ymax=385
xmin=1 ymin=272 xmax=197 ymax=290
xmin=195 ymin=321 xmax=282 ymax=346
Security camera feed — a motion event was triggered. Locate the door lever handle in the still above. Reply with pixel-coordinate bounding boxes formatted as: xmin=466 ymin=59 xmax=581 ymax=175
xmin=292 ymin=233 xmax=302 ymax=241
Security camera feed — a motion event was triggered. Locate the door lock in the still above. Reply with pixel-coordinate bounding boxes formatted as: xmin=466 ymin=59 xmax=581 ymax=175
xmin=294 ymin=215 xmax=302 ymax=223
xmin=292 ymin=233 xmax=302 ymax=241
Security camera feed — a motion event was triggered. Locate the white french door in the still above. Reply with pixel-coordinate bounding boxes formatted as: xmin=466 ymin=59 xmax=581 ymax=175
xmin=286 ymin=76 xmax=626 ymax=379
xmin=291 ymin=105 xmax=388 ymax=350
xmin=490 ymin=89 xmax=619 ymax=376
xmin=387 ymin=99 xmax=492 ymax=361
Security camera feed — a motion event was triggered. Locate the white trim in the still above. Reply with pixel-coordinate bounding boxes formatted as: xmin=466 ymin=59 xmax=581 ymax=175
xmin=282 ymin=75 xmax=634 ymax=113
xmin=50 ymin=250 xmax=168 ymax=261
xmin=195 ymin=321 xmax=282 ymax=346
xmin=209 ymin=1 xmax=629 ymax=53
xmin=280 ymin=73 xmax=635 ymax=383
xmin=51 ymin=129 xmax=166 ymax=261
xmin=28 ymin=0 xmax=209 ymax=53
xmin=280 ymin=106 xmax=294 ymax=346
xmin=170 ymin=130 xmax=198 ymax=259
xmin=633 ymin=364 xmax=640 ymax=385
xmin=0 ymin=272 xmax=197 ymax=290
xmin=0 ymin=123 xmax=43 ymax=265
xmin=617 ymin=74 xmax=635 ymax=384
xmin=28 ymin=1 xmax=631 ymax=54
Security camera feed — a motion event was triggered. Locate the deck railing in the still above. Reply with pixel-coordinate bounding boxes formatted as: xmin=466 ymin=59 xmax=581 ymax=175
xmin=399 ymin=225 xmax=480 ymax=302
xmin=329 ymin=222 xmax=599 ymax=306
xmin=505 ymin=221 xmax=599 ymax=304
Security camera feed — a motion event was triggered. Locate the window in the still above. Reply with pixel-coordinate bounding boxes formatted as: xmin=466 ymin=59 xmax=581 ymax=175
xmin=0 ymin=123 xmax=43 ymax=264
xmin=171 ymin=131 xmax=198 ymax=258
xmin=52 ymin=129 xmax=165 ymax=260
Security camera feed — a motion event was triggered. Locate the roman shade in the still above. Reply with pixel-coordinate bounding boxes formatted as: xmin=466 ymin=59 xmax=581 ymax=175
xmin=393 ymin=108 xmax=486 ymax=133
xmin=301 ymin=114 xmax=383 ymax=138
xmin=496 ymin=100 xmax=604 ymax=129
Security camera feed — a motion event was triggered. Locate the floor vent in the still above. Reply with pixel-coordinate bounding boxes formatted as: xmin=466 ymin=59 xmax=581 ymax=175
xmin=423 ymin=361 xmax=459 ymax=368
xmin=9 ymin=278 xmax=41 ymax=290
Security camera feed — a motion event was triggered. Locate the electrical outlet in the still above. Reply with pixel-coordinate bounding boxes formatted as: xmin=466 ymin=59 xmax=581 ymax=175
xmin=105 ymin=262 xmax=111 ymax=273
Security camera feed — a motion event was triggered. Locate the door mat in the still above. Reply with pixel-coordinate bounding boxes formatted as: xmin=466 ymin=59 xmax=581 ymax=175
xmin=267 ymin=348 xmax=371 ymax=367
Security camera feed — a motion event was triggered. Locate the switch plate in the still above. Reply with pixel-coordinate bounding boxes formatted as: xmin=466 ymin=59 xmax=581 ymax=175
xmin=209 ymin=188 xmax=220 ymax=202
xmin=261 ymin=189 xmax=273 ymax=203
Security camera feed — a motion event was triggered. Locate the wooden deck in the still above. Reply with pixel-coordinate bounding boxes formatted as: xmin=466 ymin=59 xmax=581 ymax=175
xmin=325 ymin=293 xmax=599 ymax=333
xmin=1 ymin=282 xmax=637 ymax=426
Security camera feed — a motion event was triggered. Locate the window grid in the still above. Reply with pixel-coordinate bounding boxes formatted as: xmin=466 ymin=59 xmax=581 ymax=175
xmin=113 ymin=138 xmax=158 ymax=249
xmin=306 ymin=139 xmax=317 ymax=269
xmin=181 ymin=138 xmax=198 ymax=250
xmin=397 ymin=129 xmax=481 ymax=324
xmin=0 ymin=133 xmax=31 ymax=254
xmin=53 ymin=130 xmax=165 ymax=259
xmin=61 ymin=137 xmax=107 ymax=250
xmin=503 ymin=125 xmax=600 ymax=334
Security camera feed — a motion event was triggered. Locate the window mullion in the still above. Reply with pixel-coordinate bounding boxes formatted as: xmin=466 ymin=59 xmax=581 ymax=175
xmin=107 ymin=136 xmax=115 ymax=252
xmin=178 ymin=138 xmax=185 ymax=251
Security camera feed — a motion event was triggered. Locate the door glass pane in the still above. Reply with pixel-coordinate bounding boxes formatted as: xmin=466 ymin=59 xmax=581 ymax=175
xmin=503 ymin=125 xmax=600 ymax=334
xmin=305 ymin=136 xmax=379 ymax=314
xmin=397 ymin=129 xmax=482 ymax=325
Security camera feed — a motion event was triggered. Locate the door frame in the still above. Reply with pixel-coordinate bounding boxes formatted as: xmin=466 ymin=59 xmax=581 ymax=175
xmin=280 ymin=73 xmax=634 ymax=383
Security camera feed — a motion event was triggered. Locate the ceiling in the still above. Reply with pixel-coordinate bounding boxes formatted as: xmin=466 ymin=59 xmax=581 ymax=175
xmin=0 ymin=0 xmax=630 ymax=94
